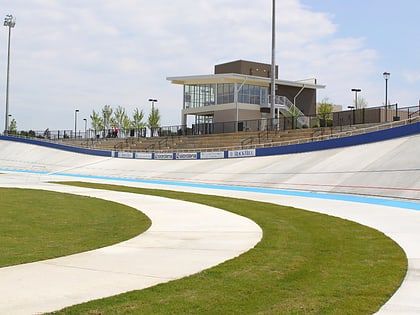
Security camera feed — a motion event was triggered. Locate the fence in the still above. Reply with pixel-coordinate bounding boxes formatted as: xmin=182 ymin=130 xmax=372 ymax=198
xmin=5 ymin=104 xmax=420 ymax=140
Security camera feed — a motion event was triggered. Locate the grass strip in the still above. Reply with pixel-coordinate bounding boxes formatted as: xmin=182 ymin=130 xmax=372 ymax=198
xmin=50 ymin=182 xmax=407 ymax=315
xmin=0 ymin=187 xmax=151 ymax=267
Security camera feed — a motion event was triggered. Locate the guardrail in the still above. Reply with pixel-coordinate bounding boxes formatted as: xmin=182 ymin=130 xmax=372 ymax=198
xmin=1 ymin=116 xmax=419 ymax=159
xmin=136 ymin=116 xmax=420 ymax=154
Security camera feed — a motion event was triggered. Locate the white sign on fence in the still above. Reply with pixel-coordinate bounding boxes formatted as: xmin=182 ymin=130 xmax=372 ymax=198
xmin=228 ymin=149 xmax=256 ymax=158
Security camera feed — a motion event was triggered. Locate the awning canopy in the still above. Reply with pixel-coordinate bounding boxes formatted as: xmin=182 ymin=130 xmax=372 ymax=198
xmin=167 ymin=73 xmax=325 ymax=90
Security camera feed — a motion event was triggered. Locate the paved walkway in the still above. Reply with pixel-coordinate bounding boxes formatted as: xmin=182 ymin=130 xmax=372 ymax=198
xmin=0 ymin=175 xmax=262 ymax=315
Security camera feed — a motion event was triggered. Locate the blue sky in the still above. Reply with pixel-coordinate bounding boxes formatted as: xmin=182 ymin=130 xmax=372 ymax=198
xmin=0 ymin=0 xmax=419 ymax=131
xmin=301 ymin=0 xmax=420 ymax=102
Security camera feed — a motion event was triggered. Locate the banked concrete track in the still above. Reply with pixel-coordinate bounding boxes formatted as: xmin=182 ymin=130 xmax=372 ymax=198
xmin=0 ymin=134 xmax=420 ymax=314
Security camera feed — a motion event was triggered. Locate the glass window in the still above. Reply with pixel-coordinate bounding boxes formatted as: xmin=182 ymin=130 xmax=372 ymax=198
xmin=239 ymin=84 xmax=249 ymax=103
xmin=238 ymin=84 xmax=267 ymax=105
xmin=260 ymin=87 xmax=268 ymax=106
xmin=216 ymin=83 xmax=235 ymax=105
xmin=184 ymin=84 xmax=216 ymax=109
xmin=185 ymin=83 xmax=267 ymax=108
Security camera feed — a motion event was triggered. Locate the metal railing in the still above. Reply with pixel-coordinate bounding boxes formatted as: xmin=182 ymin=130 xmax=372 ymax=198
xmin=3 ymin=105 xmax=419 ymax=152
xmin=147 ymin=115 xmax=420 ymax=153
xmin=2 ymin=116 xmax=419 ymax=155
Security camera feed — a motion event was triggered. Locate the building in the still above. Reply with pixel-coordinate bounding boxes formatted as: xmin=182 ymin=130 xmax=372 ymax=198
xmin=167 ymin=60 xmax=325 ymax=133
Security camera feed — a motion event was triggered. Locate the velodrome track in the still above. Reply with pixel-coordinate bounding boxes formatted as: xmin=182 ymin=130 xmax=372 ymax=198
xmin=0 ymin=134 xmax=420 ymax=314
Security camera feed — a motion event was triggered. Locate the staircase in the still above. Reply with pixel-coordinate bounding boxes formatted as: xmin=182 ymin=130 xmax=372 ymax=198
xmin=273 ymin=96 xmax=308 ymax=127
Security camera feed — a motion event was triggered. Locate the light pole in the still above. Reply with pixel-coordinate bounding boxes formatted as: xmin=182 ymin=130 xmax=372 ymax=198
xmin=148 ymin=99 xmax=157 ymax=137
xmin=347 ymin=106 xmax=355 ymax=126
xmin=8 ymin=114 xmax=12 ymax=133
xmin=83 ymin=118 xmax=87 ymax=139
xmin=3 ymin=14 xmax=16 ymax=135
xmin=383 ymin=72 xmax=390 ymax=122
xmin=74 ymin=109 xmax=79 ymax=138
xmin=270 ymin=0 xmax=276 ymax=123
xmin=351 ymin=88 xmax=361 ymax=109
xmin=148 ymin=98 xmax=157 ymax=112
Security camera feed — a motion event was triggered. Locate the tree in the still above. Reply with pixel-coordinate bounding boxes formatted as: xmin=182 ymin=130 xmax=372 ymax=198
xmin=354 ymin=96 xmax=368 ymax=109
xmin=148 ymin=107 xmax=161 ymax=137
xmin=90 ymin=110 xmax=103 ymax=137
xmin=132 ymin=108 xmax=146 ymax=137
xmin=102 ymin=105 xmax=113 ymax=134
xmin=113 ymin=106 xmax=128 ymax=128
xmin=112 ymin=105 xmax=130 ymax=137
xmin=8 ymin=118 xmax=17 ymax=134
xmin=317 ymin=97 xmax=334 ymax=127
xmin=90 ymin=104 xmax=162 ymax=138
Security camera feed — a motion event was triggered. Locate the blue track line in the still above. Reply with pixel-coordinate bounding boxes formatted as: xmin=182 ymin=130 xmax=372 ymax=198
xmin=2 ymin=168 xmax=420 ymax=211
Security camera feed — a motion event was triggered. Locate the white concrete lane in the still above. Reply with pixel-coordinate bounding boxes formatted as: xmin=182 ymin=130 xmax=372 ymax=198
xmin=0 ymin=176 xmax=262 ymax=315
xmin=99 ymin=180 xmax=420 ymax=315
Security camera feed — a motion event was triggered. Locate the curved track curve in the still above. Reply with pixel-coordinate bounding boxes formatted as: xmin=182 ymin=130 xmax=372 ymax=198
xmin=0 ymin=135 xmax=419 ymax=314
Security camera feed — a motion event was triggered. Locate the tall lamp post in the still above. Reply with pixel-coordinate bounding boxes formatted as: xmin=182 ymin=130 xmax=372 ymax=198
xmin=351 ymin=88 xmax=361 ymax=109
xmin=270 ymin=0 xmax=276 ymax=123
xmin=148 ymin=99 xmax=157 ymax=137
xmin=347 ymin=106 xmax=355 ymax=126
xmin=383 ymin=72 xmax=390 ymax=122
xmin=3 ymin=14 xmax=16 ymax=135
xmin=83 ymin=118 xmax=87 ymax=139
xmin=74 ymin=109 xmax=79 ymax=138
xmin=8 ymin=114 xmax=12 ymax=132
xmin=148 ymin=98 xmax=157 ymax=112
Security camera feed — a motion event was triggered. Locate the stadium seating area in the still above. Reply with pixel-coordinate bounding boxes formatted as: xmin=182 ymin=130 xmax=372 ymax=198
xmin=61 ymin=123 xmax=387 ymax=152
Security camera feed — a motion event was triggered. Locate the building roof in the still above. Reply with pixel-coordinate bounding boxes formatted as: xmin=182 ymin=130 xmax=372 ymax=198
xmin=167 ymin=73 xmax=325 ymax=90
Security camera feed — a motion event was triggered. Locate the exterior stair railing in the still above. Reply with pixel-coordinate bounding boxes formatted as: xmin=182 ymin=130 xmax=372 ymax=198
xmin=276 ymin=96 xmax=308 ymax=127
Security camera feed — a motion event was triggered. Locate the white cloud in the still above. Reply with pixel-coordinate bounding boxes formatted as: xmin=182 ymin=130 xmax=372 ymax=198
xmin=0 ymin=0 xmax=388 ymax=130
xmin=403 ymin=71 xmax=420 ymax=84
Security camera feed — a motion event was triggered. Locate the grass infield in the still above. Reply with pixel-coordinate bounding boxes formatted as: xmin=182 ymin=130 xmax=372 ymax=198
xmin=0 ymin=187 xmax=151 ymax=268
xmin=46 ymin=182 xmax=407 ymax=315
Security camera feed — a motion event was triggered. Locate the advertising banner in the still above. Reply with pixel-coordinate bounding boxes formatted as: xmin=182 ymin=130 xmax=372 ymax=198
xmin=175 ymin=152 xmax=198 ymax=160
xmin=134 ymin=152 xmax=153 ymax=159
xmin=201 ymin=151 xmax=225 ymax=159
xmin=154 ymin=153 xmax=174 ymax=160
xmin=228 ymin=149 xmax=256 ymax=158
xmin=118 ymin=152 xmax=134 ymax=159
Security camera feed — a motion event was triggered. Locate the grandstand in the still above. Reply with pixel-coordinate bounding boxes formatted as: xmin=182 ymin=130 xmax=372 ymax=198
xmin=50 ymin=115 xmax=419 ymax=155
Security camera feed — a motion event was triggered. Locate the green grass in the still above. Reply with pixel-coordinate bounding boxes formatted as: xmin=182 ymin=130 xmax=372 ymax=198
xmin=0 ymin=188 xmax=151 ymax=267
xmin=48 ymin=182 xmax=407 ymax=315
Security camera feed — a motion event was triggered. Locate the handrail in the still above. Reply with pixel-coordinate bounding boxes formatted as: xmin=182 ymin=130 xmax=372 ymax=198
xmin=409 ymin=110 xmax=420 ymax=118
xmin=241 ymin=137 xmax=253 ymax=148
xmin=158 ymin=137 xmax=168 ymax=149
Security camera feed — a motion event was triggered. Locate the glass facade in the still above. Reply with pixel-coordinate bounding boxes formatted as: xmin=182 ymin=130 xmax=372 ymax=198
xmin=216 ymin=83 xmax=235 ymax=104
xmin=196 ymin=115 xmax=213 ymax=124
xmin=184 ymin=83 xmax=268 ymax=109
xmin=238 ymin=84 xmax=268 ymax=105
xmin=184 ymin=84 xmax=216 ymax=109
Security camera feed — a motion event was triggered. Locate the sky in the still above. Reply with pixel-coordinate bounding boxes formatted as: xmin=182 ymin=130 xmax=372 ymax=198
xmin=0 ymin=0 xmax=419 ymax=131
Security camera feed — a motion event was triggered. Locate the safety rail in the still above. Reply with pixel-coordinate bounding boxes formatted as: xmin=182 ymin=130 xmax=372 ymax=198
xmin=2 ymin=116 xmax=419 ymax=155
xmin=241 ymin=137 xmax=253 ymax=149
xmin=145 ymin=116 xmax=420 ymax=153
xmin=271 ymin=95 xmax=307 ymax=128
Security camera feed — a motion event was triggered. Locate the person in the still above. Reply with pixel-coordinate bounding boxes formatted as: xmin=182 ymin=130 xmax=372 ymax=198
xmin=112 ymin=126 xmax=119 ymax=138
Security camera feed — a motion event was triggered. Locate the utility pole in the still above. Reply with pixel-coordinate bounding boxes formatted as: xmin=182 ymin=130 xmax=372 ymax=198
xmin=270 ymin=0 xmax=276 ymax=123
xmin=4 ymin=14 xmax=16 ymax=134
